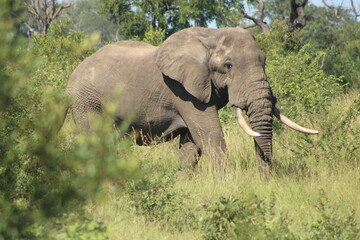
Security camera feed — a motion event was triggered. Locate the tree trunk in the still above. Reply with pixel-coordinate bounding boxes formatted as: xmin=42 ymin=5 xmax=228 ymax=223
xmin=27 ymin=0 xmax=72 ymax=36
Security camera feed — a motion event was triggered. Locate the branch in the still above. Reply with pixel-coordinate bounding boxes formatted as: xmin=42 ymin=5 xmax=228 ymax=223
xmin=27 ymin=6 xmax=37 ymax=16
xmin=26 ymin=0 xmax=72 ymax=35
xmin=257 ymin=0 xmax=265 ymax=21
xmin=26 ymin=0 xmax=38 ymax=16
xmin=240 ymin=0 xmax=270 ymax=35
xmin=289 ymin=0 xmax=308 ymax=29
xmin=52 ymin=3 xmax=72 ymax=20
xmin=321 ymin=0 xmax=346 ymax=21
xmin=243 ymin=23 xmax=258 ymax=29
xmin=23 ymin=21 xmax=33 ymax=31
xmin=10 ymin=7 xmax=34 ymax=31
xmin=350 ymin=0 xmax=360 ymax=21
xmin=243 ymin=12 xmax=257 ymax=23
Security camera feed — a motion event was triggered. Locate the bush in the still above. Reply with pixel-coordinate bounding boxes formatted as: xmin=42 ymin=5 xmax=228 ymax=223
xmin=306 ymin=189 xmax=360 ymax=240
xmin=273 ymin=92 xmax=359 ymax=177
xmin=0 ymin=8 xmax=137 ymax=239
xmin=256 ymin=20 xmax=305 ymax=54
xmin=201 ymin=195 xmax=294 ymax=240
xmin=141 ymin=27 xmax=165 ymax=46
xmin=127 ymin=170 xmax=197 ymax=231
xmin=255 ymin=21 xmax=343 ymax=117
xmin=30 ymin=20 xmax=98 ymax=97
xmin=266 ymin=44 xmax=342 ymax=116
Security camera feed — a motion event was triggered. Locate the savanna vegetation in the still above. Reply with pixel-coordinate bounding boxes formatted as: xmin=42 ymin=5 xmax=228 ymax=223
xmin=1 ymin=0 xmax=359 ymax=239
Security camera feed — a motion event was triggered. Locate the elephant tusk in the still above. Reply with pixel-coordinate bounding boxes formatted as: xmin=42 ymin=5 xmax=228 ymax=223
xmin=273 ymin=107 xmax=319 ymax=135
xmin=235 ymin=108 xmax=261 ymax=137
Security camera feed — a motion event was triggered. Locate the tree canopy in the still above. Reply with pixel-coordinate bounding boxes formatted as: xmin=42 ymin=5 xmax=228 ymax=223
xmin=2 ymin=0 xmax=360 ymax=238
xmin=100 ymin=0 xmax=244 ymax=38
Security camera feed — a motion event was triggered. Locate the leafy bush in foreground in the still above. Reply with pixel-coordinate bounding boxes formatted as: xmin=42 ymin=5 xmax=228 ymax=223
xmin=0 ymin=7 xmax=137 ymax=238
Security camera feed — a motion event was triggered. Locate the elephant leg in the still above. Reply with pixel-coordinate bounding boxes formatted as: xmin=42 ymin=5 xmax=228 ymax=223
xmin=179 ymin=132 xmax=201 ymax=167
xmin=178 ymin=105 xmax=228 ymax=171
xmin=71 ymin=98 xmax=103 ymax=133
xmin=72 ymin=110 xmax=91 ymax=132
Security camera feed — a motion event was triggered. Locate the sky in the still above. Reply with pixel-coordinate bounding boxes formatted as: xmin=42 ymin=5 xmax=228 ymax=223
xmin=311 ymin=0 xmax=355 ymax=8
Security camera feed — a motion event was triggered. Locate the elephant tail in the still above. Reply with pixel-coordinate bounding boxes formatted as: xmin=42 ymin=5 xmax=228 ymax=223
xmin=57 ymin=104 xmax=69 ymax=133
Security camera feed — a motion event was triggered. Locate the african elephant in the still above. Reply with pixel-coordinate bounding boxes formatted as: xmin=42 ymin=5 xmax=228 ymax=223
xmin=60 ymin=27 xmax=318 ymax=171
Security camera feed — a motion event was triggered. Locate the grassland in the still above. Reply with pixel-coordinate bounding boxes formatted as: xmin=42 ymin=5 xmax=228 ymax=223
xmin=51 ymin=92 xmax=360 ymax=239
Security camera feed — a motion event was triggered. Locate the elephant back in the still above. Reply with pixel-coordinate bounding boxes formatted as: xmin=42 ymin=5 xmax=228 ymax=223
xmin=110 ymin=40 xmax=156 ymax=49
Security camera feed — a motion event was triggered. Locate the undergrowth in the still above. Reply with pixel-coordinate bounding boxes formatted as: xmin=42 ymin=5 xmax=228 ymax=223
xmin=92 ymin=92 xmax=359 ymax=240
xmin=2 ymin=4 xmax=359 ymax=239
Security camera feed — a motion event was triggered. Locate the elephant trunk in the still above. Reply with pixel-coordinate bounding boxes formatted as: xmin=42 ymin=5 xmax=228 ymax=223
xmin=248 ymin=102 xmax=273 ymax=167
xmin=246 ymin=79 xmax=274 ymax=171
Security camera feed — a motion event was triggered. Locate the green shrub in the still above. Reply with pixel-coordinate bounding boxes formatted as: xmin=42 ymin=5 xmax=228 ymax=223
xmin=0 ymin=5 xmax=137 ymax=238
xmin=51 ymin=213 xmax=109 ymax=240
xmin=266 ymin=44 xmax=342 ymax=116
xmin=141 ymin=27 xmax=165 ymax=46
xmin=202 ymin=195 xmax=295 ymax=240
xmin=306 ymin=189 xmax=360 ymax=240
xmin=255 ymin=21 xmax=343 ymax=117
xmin=256 ymin=20 xmax=305 ymax=54
xmin=218 ymin=104 xmax=235 ymax=125
xmin=29 ymin=20 xmax=98 ymax=106
xmin=274 ymin=92 xmax=359 ymax=176
xmin=127 ymin=170 xmax=197 ymax=231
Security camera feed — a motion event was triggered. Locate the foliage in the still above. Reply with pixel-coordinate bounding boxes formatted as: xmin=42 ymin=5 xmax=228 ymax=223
xmin=266 ymin=44 xmax=342 ymax=115
xmin=2 ymin=0 xmax=360 ymax=239
xmin=100 ymin=0 xmax=152 ymax=39
xmin=31 ymin=20 xmax=98 ymax=89
xmin=59 ymin=0 xmax=121 ymax=44
xmin=0 ymin=8 xmax=137 ymax=239
xmin=218 ymin=104 xmax=235 ymax=125
xmin=127 ymin=170 xmax=197 ymax=231
xmin=301 ymin=5 xmax=360 ymax=88
xmin=177 ymin=0 xmax=244 ymax=28
xmin=50 ymin=213 xmax=109 ymax=240
xmin=202 ymin=195 xmax=294 ymax=240
xmin=256 ymin=20 xmax=305 ymax=53
xmin=100 ymin=0 xmax=244 ymax=38
xmin=275 ymin=92 xmax=359 ymax=176
xmin=263 ymin=0 xmax=290 ymax=21
xmin=307 ymin=189 xmax=360 ymax=240
xmin=141 ymin=27 xmax=165 ymax=46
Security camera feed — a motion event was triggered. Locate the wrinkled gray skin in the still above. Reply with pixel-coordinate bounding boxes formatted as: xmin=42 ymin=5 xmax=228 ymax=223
xmin=64 ymin=27 xmax=276 ymax=171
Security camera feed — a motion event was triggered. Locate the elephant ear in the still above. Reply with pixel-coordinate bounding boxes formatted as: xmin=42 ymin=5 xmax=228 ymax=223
xmin=156 ymin=28 xmax=212 ymax=103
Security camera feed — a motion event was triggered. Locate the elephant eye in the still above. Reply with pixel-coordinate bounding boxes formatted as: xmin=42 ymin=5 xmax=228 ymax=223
xmin=224 ymin=63 xmax=232 ymax=69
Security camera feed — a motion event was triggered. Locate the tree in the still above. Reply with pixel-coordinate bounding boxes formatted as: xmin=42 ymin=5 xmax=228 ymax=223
xmin=241 ymin=0 xmax=271 ymax=34
xmin=299 ymin=3 xmax=360 ymax=88
xmin=100 ymin=0 xmax=244 ymax=39
xmin=26 ymin=0 xmax=72 ymax=35
xmin=60 ymin=0 xmax=121 ymax=43
xmin=350 ymin=0 xmax=360 ymax=21
xmin=321 ymin=0 xmax=360 ymax=22
xmin=241 ymin=0 xmax=308 ymax=35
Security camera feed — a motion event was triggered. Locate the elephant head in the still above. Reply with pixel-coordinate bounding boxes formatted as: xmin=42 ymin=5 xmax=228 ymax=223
xmin=156 ymin=27 xmax=318 ymax=169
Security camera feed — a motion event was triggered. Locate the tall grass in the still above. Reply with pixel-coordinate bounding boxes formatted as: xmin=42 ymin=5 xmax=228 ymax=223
xmin=2 ymin=4 xmax=359 ymax=238
xmin=61 ymin=91 xmax=359 ymax=239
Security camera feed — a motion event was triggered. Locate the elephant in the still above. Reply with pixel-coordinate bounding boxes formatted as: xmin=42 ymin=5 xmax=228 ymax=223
xmin=60 ymin=27 xmax=318 ymax=172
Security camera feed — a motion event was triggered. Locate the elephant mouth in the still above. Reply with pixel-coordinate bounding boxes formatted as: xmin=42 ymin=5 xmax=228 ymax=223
xmin=235 ymin=106 xmax=319 ymax=137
